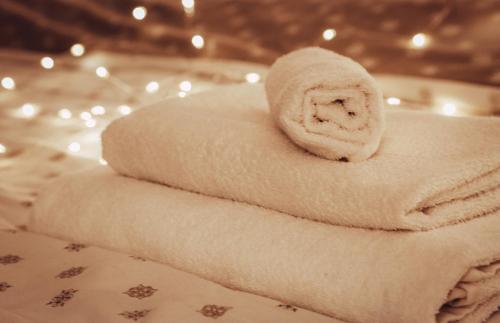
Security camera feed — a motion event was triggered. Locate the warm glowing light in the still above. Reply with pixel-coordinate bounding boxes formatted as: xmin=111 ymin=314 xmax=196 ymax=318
xmin=145 ymin=81 xmax=159 ymax=93
xmin=0 ymin=143 xmax=6 ymax=154
xmin=58 ymin=108 xmax=72 ymax=119
xmin=441 ymin=102 xmax=457 ymax=116
xmin=68 ymin=142 xmax=81 ymax=153
xmin=178 ymin=91 xmax=187 ymax=98
xmin=117 ymin=105 xmax=132 ymax=115
xmin=322 ymin=28 xmax=337 ymax=41
xmin=179 ymin=80 xmax=192 ymax=92
xmin=40 ymin=57 xmax=54 ymax=69
xmin=411 ymin=33 xmax=428 ymax=48
xmin=70 ymin=43 xmax=85 ymax=57
xmin=132 ymin=6 xmax=147 ymax=20
xmin=19 ymin=103 xmax=38 ymax=118
xmin=80 ymin=111 xmax=92 ymax=121
xmin=91 ymin=105 xmax=106 ymax=115
xmin=386 ymin=97 xmax=401 ymax=106
xmin=191 ymin=35 xmax=204 ymax=49
xmin=182 ymin=0 xmax=195 ymax=9
xmin=85 ymin=119 xmax=97 ymax=128
xmin=1 ymin=77 xmax=15 ymax=90
xmin=99 ymin=158 xmax=108 ymax=165
xmin=245 ymin=72 xmax=260 ymax=84
xmin=96 ymin=66 xmax=109 ymax=78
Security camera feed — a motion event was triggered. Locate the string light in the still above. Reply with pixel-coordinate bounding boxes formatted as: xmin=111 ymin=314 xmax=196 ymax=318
xmin=40 ymin=57 xmax=55 ymax=69
xmin=179 ymin=80 xmax=192 ymax=92
xmin=132 ymin=6 xmax=147 ymax=20
xmin=95 ymin=66 xmax=109 ymax=78
xmin=191 ymin=35 xmax=204 ymax=49
xmin=70 ymin=43 xmax=85 ymax=57
xmin=80 ymin=111 xmax=92 ymax=121
xmin=67 ymin=142 xmax=81 ymax=153
xmin=178 ymin=91 xmax=187 ymax=97
xmin=85 ymin=119 xmax=97 ymax=128
xmin=322 ymin=28 xmax=337 ymax=41
xmin=245 ymin=72 xmax=260 ymax=84
xmin=117 ymin=105 xmax=132 ymax=115
xmin=1 ymin=77 xmax=15 ymax=90
xmin=386 ymin=97 xmax=401 ymax=105
xmin=90 ymin=105 xmax=106 ymax=115
xmin=182 ymin=0 xmax=195 ymax=10
xmin=0 ymin=143 xmax=6 ymax=154
xmin=58 ymin=108 xmax=72 ymax=119
xmin=411 ymin=33 xmax=429 ymax=48
xmin=19 ymin=103 xmax=38 ymax=118
xmin=145 ymin=81 xmax=159 ymax=93
xmin=182 ymin=0 xmax=195 ymax=14
xmin=441 ymin=102 xmax=457 ymax=116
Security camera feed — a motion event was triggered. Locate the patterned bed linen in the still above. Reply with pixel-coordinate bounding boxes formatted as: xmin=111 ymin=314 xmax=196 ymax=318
xmin=0 ymin=228 xmax=341 ymax=323
xmin=1 ymin=50 xmax=499 ymax=323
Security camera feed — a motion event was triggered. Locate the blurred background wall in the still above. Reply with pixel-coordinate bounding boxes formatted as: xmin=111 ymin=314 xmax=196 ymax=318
xmin=1 ymin=0 xmax=499 ymax=86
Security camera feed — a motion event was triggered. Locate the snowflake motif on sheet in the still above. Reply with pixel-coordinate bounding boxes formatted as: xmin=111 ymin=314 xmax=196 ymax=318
xmin=123 ymin=284 xmax=158 ymax=299
xmin=129 ymin=255 xmax=147 ymax=262
xmin=64 ymin=243 xmax=87 ymax=252
xmin=0 ymin=254 xmax=23 ymax=265
xmin=46 ymin=289 xmax=78 ymax=307
xmin=278 ymin=304 xmax=298 ymax=312
xmin=0 ymin=282 xmax=12 ymax=292
xmin=55 ymin=266 xmax=87 ymax=279
xmin=198 ymin=304 xmax=233 ymax=319
xmin=118 ymin=309 xmax=151 ymax=321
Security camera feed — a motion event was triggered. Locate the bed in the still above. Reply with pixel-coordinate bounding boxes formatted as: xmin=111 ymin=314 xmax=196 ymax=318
xmin=1 ymin=49 xmax=499 ymax=323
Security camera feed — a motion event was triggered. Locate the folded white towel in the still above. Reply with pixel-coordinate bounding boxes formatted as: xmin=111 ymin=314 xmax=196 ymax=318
xmin=265 ymin=47 xmax=385 ymax=161
xmin=102 ymin=85 xmax=500 ymax=230
xmin=31 ymin=168 xmax=500 ymax=323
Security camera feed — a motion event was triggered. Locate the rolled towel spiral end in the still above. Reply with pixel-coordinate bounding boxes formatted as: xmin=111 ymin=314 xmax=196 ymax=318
xmin=265 ymin=47 xmax=385 ymax=162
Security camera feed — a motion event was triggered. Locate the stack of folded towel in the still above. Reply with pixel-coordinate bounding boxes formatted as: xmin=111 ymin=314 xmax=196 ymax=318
xmin=30 ymin=47 xmax=500 ymax=323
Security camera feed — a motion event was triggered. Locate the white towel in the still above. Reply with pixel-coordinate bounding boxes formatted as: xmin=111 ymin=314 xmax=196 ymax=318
xmin=102 ymin=84 xmax=500 ymax=230
xmin=265 ymin=47 xmax=385 ymax=161
xmin=31 ymin=168 xmax=500 ymax=323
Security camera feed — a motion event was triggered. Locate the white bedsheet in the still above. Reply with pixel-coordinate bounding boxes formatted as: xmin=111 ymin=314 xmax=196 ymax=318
xmin=1 ymin=50 xmax=498 ymax=322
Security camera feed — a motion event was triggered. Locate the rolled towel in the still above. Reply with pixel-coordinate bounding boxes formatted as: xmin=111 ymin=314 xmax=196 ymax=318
xmin=265 ymin=47 xmax=385 ymax=161
xmin=102 ymin=84 xmax=500 ymax=230
xmin=31 ymin=168 xmax=500 ymax=323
